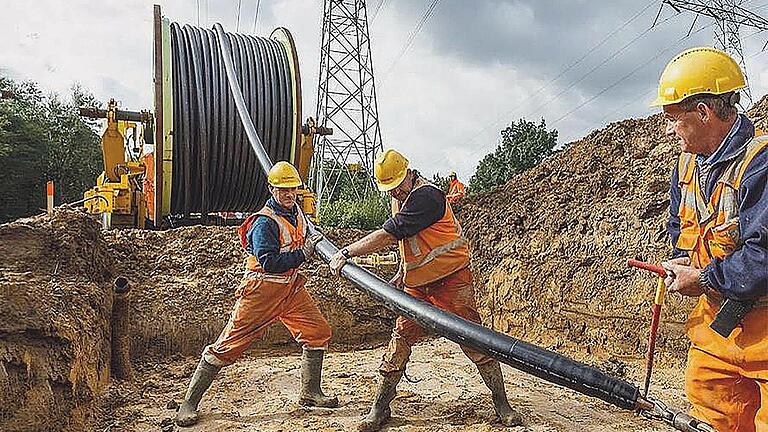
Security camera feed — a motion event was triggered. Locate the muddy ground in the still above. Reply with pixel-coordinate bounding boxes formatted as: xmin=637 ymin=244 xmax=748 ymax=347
xmin=101 ymin=339 xmax=687 ymax=432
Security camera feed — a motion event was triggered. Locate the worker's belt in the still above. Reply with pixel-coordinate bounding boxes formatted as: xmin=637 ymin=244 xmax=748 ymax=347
xmin=705 ymin=293 xmax=768 ymax=308
xmin=243 ymin=270 xmax=298 ymax=284
xmin=404 ymin=237 xmax=467 ymax=271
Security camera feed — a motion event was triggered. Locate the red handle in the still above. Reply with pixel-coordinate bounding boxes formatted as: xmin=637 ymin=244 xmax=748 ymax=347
xmin=628 ymin=259 xmax=666 ymax=277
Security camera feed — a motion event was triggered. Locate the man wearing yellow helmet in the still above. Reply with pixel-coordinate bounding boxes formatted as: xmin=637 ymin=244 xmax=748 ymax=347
xmin=653 ymin=47 xmax=768 ymax=432
xmin=446 ymin=171 xmax=466 ymax=204
xmin=175 ymin=161 xmax=337 ymax=427
xmin=329 ymin=149 xmax=522 ymax=431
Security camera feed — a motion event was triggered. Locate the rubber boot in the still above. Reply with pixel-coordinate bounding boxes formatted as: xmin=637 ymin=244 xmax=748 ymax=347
xmin=477 ymin=361 xmax=523 ymax=426
xmin=357 ymin=370 xmax=403 ymax=432
xmin=175 ymin=357 xmax=221 ymax=427
xmin=298 ymin=348 xmax=339 ymax=408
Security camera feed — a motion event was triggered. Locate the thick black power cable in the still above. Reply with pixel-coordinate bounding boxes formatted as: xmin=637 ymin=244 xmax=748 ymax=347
xmin=169 ymin=22 xmax=294 ymax=216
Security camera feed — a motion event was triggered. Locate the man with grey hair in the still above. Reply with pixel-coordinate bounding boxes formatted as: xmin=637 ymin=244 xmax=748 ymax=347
xmin=651 ymin=47 xmax=768 ymax=432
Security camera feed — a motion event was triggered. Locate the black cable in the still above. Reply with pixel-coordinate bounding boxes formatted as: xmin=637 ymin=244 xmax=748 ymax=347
xmin=168 ymin=22 xmax=295 ymax=216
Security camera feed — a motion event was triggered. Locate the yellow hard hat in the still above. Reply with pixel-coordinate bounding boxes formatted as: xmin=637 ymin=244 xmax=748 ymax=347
xmin=374 ymin=149 xmax=409 ymax=192
xmin=448 ymin=171 xmax=457 ymax=177
xmin=650 ymin=47 xmax=746 ymax=107
xmin=267 ymin=161 xmax=302 ymax=188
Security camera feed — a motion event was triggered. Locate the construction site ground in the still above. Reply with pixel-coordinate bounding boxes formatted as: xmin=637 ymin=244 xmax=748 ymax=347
xmin=102 ymin=339 xmax=687 ymax=432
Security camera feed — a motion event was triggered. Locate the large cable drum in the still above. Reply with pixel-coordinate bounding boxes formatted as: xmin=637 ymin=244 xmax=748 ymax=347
xmin=152 ymin=6 xmax=301 ymax=222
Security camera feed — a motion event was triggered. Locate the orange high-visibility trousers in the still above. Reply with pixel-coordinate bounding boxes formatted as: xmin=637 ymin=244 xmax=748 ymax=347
xmin=204 ymin=273 xmax=332 ymax=366
xmin=685 ymin=296 xmax=768 ymax=432
xmin=379 ymin=267 xmax=493 ymax=373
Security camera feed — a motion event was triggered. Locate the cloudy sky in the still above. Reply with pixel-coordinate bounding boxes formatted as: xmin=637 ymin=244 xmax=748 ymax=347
xmin=2 ymin=0 xmax=768 ymax=180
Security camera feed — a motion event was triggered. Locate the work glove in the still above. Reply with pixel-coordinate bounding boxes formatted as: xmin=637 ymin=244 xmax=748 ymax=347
xmin=302 ymin=233 xmax=324 ymax=260
xmin=329 ymin=251 xmax=347 ymax=276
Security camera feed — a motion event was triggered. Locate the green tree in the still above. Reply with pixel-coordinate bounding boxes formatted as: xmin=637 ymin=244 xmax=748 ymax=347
xmin=469 ymin=118 xmax=557 ymax=194
xmin=0 ymin=77 xmax=102 ymax=222
xmin=431 ymin=172 xmax=450 ymax=194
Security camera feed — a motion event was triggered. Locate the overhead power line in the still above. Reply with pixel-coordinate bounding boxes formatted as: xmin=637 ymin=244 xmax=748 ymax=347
xmin=456 ymin=0 xmax=661 ymax=153
xmin=551 ymin=21 xmax=716 ymax=128
xmin=661 ymin=0 xmax=768 ymax=104
xmin=448 ymin=3 xmax=680 ymax=167
xmin=379 ymin=0 xmax=442 ymax=86
xmin=371 ymin=0 xmax=390 ymax=25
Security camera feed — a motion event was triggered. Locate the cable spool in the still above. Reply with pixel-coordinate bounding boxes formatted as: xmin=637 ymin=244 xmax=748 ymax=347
xmin=153 ymin=8 xmax=301 ymax=221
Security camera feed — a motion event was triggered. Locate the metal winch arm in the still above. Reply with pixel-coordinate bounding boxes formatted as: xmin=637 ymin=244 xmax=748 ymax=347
xmin=213 ymin=22 xmax=714 ymax=432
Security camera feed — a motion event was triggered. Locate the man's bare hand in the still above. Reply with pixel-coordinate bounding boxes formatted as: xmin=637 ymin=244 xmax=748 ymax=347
xmin=662 ymin=261 xmax=704 ymax=297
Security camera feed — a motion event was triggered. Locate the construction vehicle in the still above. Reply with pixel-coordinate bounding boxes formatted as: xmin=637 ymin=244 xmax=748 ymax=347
xmin=80 ymin=97 xmax=330 ymax=228
xmin=297 ymin=118 xmax=333 ymax=219
xmin=80 ymin=99 xmax=153 ymax=229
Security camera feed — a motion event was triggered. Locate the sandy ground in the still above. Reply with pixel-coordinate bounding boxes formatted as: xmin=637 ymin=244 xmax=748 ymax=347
xmin=102 ymin=338 xmax=688 ymax=432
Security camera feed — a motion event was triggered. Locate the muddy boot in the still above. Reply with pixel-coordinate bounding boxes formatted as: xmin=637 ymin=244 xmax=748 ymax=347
xmin=175 ymin=358 xmax=221 ymax=427
xmin=298 ymin=348 xmax=339 ymax=408
xmin=477 ymin=361 xmax=523 ymax=427
xmin=357 ymin=370 xmax=403 ymax=432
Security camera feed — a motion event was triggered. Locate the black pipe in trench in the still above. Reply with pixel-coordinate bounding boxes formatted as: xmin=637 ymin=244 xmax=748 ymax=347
xmin=212 ymin=22 xmax=641 ymax=411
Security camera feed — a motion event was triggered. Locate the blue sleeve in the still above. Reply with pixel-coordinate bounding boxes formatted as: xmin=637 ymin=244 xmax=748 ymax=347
xmin=703 ymin=150 xmax=768 ymax=300
xmin=248 ymin=216 xmax=305 ymax=273
xmin=667 ymin=163 xmax=688 ymax=259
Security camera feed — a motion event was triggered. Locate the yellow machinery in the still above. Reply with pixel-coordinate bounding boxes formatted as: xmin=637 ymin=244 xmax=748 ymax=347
xmin=296 ymin=117 xmax=332 ymax=220
xmin=81 ymin=99 xmax=153 ymax=229
xmin=81 ymin=100 xmax=329 ymax=228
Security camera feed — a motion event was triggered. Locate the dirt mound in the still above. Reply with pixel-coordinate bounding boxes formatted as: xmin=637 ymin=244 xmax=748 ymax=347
xmin=0 ymin=209 xmax=113 ymax=431
xmin=104 ymin=227 xmax=396 ymax=360
xmin=459 ymin=97 xmax=768 ymax=363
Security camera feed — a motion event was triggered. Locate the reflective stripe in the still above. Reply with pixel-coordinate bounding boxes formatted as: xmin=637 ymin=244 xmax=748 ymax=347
xmin=406 ymin=237 xmax=421 ymax=256
xmin=245 ymin=204 xmax=307 ymax=279
xmin=404 ymin=237 xmax=467 ymax=271
xmin=257 ymin=206 xmax=307 ymax=252
xmin=677 ymin=136 xmax=768 ymax=268
xmin=243 ymin=269 xmax=298 ymax=284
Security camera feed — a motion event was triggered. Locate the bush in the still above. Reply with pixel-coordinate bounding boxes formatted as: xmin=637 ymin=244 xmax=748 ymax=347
xmin=318 ymin=192 xmax=389 ymax=230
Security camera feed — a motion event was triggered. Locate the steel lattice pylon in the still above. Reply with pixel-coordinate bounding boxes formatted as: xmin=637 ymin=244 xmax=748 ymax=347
xmin=662 ymin=0 xmax=768 ymax=105
xmin=312 ymin=0 xmax=383 ymax=207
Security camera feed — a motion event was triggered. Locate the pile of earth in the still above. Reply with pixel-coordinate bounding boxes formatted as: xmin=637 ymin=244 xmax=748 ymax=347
xmin=458 ymin=95 xmax=768 ymax=364
xmin=0 ymin=209 xmax=113 ymax=432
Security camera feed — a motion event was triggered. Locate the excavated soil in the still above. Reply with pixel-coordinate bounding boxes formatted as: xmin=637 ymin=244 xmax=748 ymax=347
xmin=0 ymin=210 xmax=113 ymax=432
xmin=459 ymin=95 xmax=768 ymax=364
xmin=104 ymin=227 xmax=396 ymax=360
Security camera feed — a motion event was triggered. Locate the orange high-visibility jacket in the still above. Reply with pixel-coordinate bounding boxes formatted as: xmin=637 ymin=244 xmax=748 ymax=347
xmin=238 ymin=205 xmax=307 ymax=283
xmin=676 ymin=135 xmax=768 ymax=272
xmin=394 ymin=183 xmax=470 ymax=287
xmin=447 ymin=179 xmax=466 ymax=204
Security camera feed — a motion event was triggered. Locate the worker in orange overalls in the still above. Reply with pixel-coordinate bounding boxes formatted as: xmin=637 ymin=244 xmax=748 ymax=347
xmin=653 ymin=47 xmax=768 ymax=432
xmin=329 ymin=149 xmax=522 ymax=431
xmin=175 ymin=161 xmax=337 ymax=427
xmin=446 ymin=171 xmax=466 ymax=204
